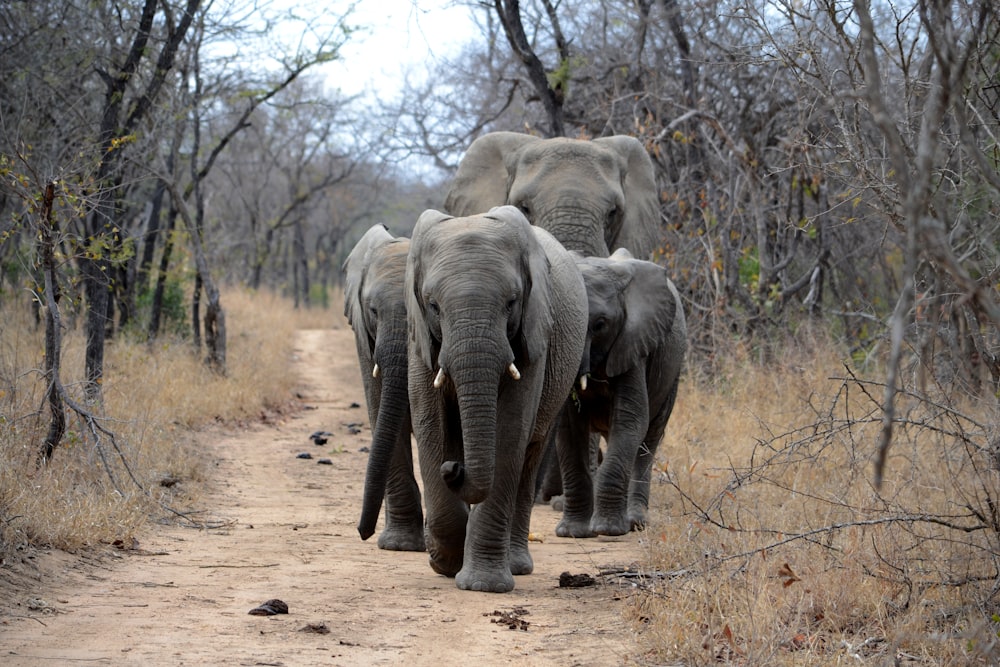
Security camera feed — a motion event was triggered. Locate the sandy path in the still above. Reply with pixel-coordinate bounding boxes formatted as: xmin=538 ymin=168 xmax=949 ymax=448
xmin=1 ymin=328 xmax=643 ymax=666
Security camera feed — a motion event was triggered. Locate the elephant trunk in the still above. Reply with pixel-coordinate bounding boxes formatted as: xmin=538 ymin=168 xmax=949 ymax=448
xmin=357 ymin=333 xmax=409 ymax=540
xmin=439 ymin=334 xmax=509 ymax=506
xmin=535 ymin=207 xmax=609 ymax=258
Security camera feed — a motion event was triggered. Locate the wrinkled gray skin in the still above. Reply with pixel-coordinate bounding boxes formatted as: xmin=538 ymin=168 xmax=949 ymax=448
xmin=344 ymin=225 xmax=425 ymax=552
xmin=555 ymin=249 xmax=687 ymax=538
xmin=444 ymin=132 xmax=659 ymax=260
xmin=406 ymin=206 xmax=587 ymax=593
xmin=445 ymin=132 xmax=662 ymax=504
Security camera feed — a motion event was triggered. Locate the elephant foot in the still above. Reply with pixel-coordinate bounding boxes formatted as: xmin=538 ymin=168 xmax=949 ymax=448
xmin=590 ymin=511 xmax=630 ymax=537
xmin=556 ymin=516 xmax=596 ymax=538
xmin=627 ymin=508 xmax=648 ymax=532
xmin=508 ymin=546 xmax=534 ymax=576
xmin=455 ymin=564 xmax=515 ymax=593
xmin=427 ymin=536 xmax=464 ymax=577
xmin=377 ymin=525 xmax=427 ymax=552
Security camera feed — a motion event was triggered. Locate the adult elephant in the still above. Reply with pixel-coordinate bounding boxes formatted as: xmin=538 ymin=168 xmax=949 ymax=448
xmin=444 ymin=132 xmax=660 ymax=260
xmin=344 ymin=225 xmax=425 ymax=552
xmin=406 ymin=206 xmax=587 ymax=592
xmin=555 ymin=249 xmax=687 ymax=538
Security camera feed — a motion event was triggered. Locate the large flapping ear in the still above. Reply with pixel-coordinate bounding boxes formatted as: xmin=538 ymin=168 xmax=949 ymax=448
xmin=406 ymin=209 xmax=453 ymax=371
xmin=343 ymin=224 xmax=393 ymax=327
xmin=605 ymin=259 xmax=678 ymax=378
xmin=486 ymin=206 xmax=553 ymax=366
xmin=594 ymin=136 xmax=660 ymax=260
xmin=444 ymin=132 xmax=540 ymax=216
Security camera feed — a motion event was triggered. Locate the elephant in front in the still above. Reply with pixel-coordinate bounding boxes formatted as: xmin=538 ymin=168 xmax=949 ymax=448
xmin=343 ymin=224 xmax=425 ymax=552
xmin=555 ymin=249 xmax=687 ymax=538
xmin=406 ymin=206 xmax=587 ymax=592
xmin=444 ymin=132 xmax=660 ymax=260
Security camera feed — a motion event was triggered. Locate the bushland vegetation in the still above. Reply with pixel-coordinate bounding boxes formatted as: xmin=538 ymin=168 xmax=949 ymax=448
xmin=1 ymin=1 xmax=997 ymax=663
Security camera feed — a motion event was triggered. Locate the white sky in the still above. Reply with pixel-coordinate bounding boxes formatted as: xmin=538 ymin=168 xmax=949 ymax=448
xmin=284 ymin=0 xmax=479 ymax=100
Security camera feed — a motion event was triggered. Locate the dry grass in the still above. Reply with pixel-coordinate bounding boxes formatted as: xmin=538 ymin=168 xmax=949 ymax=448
xmin=627 ymin=330 xmax=1000 ymax=666
xmin=0 ymin=287 xmax=343 ymax=561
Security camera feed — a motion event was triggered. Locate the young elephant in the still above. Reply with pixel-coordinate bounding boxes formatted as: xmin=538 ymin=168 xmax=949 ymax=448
xmin=406 ymin=206 xmax=587 ymax=592
xmin=555 ymin=249 xmax=687 ymax=538
xmin=344 ymin=224 xmax=425 ymax=552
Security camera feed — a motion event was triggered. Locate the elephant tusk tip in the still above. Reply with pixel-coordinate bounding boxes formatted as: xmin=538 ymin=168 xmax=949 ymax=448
xmin=372 ymin=363 xmax=380 ymax=379
xmin=508 ymin=362 xmax=521 ymax=381
xmin=579 ymin=374 xmax=587 ymax=391
xmin=433 ymin=368 xmax=446 ymax=388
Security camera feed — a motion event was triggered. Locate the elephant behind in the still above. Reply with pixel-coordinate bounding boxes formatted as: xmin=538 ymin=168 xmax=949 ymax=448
xmin=343 ymin=224 xmax=425 ymax=552
xmin=406 ymin=206 xmax=587 ymax=592
xmin=444 ymin=131 xmax=660 ymax=260
xmin=555 ymin=249 xmax=687 ymax=538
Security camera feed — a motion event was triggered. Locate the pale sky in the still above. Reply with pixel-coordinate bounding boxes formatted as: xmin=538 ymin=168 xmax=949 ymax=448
xmin=311 ymin=1 xmax=478 ymax=99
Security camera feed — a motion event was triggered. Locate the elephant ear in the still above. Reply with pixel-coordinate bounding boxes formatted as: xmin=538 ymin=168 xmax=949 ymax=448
xmin=609 ymin=247 xmax=634 ymax=262
xmin=444 ymin=132 xmax=540 ymax=216
xmin=406 ymin=209 xmax=453 ymax=371
xmin=343 ymin=224 xmax=393 ymax=328
xmin=605 ymin=260 xmax=678 ymax=378
xmin=594 ymin=136 xmax=660 ymax=260
xmin=486 ymin=205 xmax=553 ymax=366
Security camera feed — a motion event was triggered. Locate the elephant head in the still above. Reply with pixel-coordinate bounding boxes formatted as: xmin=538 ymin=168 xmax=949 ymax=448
xmin=577 ymin=248 xmax=682 ymax=382
xmin=406 ymin=206 xmax=554 ymax=506
xmin=444 ymin=132 xmax=660 ymax=259
xmin=344 ymin=225 xmax=422 ymax=546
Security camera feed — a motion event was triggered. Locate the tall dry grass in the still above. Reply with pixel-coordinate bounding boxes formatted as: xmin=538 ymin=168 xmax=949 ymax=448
xmin=628 ymin=330 xmax=1000 ymax=665
xmin=0 ymin=287 xmax=341 ymax=562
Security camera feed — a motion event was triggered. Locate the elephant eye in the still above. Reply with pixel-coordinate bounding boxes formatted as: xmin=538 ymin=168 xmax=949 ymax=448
xmin=517 ymin=201 xmax=531 ymax=218
xmin=506 ymin=296 xmax=517 ymax=312
xmin=427 ymin=299 xmax=439 ymax=314
xmin=593 ymin=317 xmax=607 ymax=334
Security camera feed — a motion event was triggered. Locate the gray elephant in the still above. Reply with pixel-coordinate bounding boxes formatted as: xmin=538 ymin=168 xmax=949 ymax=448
xmin=555 ymin=249 xmax=687 ymax=538
xmin=343 ymin=224 xmax=425 ymax=552
xmin=406 ymin=206 xmax=587 ymax=592
xmin=444 ymin=132 xmax=660 ymax=259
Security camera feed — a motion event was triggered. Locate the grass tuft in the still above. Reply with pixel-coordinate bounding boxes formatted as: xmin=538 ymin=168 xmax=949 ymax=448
xmin=0 ymin=287 xmax=342 ymax=562
xmin=630 ymin=330 xmax=1000 ymax=665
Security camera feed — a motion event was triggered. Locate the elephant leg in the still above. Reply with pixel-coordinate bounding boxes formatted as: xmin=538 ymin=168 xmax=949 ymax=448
xmin=556 ymin=401 xmax=597 ymax=538
xmin=456 ymin=429 xmax=528 ymax=593
xmin=533 ymin=429 xmax=563 ymax=504
xmin=592 ymin=370 xmax=649 ymax=536
xmin=627 ymin=376 xmax=678 ymax=530
xmin=378 ymin=427 xmax=426 ymax=552
xmin=411 ymin=369 xmax=466 ymax=576
xmin=626 ymin=438 xmax=657 ymax=531
xmin=509 ymin=439 xmax=544 ymax=575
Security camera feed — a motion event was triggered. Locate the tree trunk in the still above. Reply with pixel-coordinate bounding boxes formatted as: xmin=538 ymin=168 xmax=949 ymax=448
xmin=39 ymin=182 xmax=65 ymax=463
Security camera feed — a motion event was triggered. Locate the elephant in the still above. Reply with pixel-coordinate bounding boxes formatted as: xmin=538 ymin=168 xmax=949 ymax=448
xmin=343 ymin=224 xmax=425 ymax=552
xmin=406 ymin=205 xmax=588 ymax=592
xmin=554 ymin=248 xmax=687 ymax=538
xmin=444 ymin=131 xmax=661 ymax=260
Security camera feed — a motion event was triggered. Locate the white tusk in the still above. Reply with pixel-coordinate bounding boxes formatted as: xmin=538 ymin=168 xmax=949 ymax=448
xmin=372 ymin=363 xmax=380 ymax=378
xmin=508 ymin=363 xmax=521 ymax=381
xmin=579 ymin=374 xmax=587 ymax=391
xmin=433 ymin=368 xmax=446 ymax=388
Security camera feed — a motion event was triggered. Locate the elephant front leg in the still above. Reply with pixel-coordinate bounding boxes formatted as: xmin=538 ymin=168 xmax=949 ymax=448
xmin=555 ymin=401 xmax=597 ymax=538
xmin=627 ymin=377 xmax=679 ymax=530
xmin=379 ymin=427 xmax=426 ymax=552
xmin=592 ymin=370 xmax=649 ymax=536
xmin=410 ymin=367 xmax=466 ymax=576
xmin=508 ymin=439 xmax=544 ymax=575
xmin=455 ymin=432 xmax=527 ymax=593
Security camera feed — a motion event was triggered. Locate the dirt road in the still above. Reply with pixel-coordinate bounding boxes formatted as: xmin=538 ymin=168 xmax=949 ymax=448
xmin=1 ymin=328 xmax=644 ymax=666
